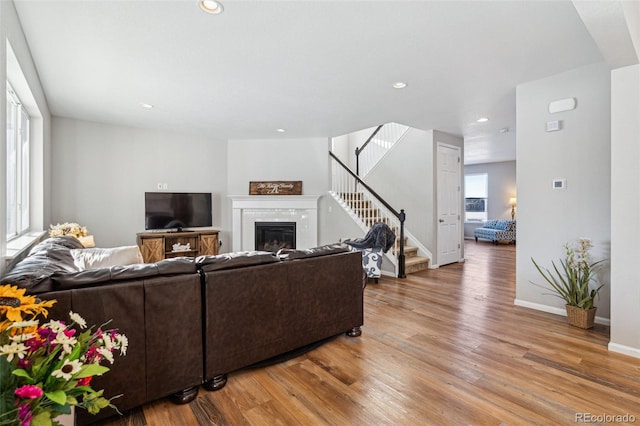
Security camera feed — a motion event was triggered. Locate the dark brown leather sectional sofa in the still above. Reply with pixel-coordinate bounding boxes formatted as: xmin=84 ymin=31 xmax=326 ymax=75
xmin=1 ymin=236 xmax=364 ymax=425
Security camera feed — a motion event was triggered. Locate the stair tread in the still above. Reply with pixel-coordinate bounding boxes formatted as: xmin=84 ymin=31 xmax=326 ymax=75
xmin=405 ymin=256 xmax=429 ymax=265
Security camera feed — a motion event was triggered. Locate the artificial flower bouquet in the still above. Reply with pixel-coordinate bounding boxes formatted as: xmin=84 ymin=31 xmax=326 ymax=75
xmin=48 ymin=223 xmax=88 ymax=239
xmin=0 ymin=285 xmax=127 ymax=426
xmin=531 ymin=237 xmax=604 ymax=309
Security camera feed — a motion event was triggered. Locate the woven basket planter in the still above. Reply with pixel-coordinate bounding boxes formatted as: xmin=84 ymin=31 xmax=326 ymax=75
xmin=565 ymin=305 xmax=597 ymax=329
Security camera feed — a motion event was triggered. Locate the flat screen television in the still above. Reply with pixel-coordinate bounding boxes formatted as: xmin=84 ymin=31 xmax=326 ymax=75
xmin=145 ymin=192 xmax=212 ymax=231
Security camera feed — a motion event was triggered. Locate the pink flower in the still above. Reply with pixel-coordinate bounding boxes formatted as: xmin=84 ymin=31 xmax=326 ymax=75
xmin=17 ymin=404 xmax=32 ymax=426
xmin=14 ymin=384 xmax=43 ymax=399
xmin=86 ymin=346 xmax=101 ymax=363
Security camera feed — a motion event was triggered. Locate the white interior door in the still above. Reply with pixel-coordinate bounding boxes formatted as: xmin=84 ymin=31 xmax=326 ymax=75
xmin=437 ymin=143 xmax=462 ymax=266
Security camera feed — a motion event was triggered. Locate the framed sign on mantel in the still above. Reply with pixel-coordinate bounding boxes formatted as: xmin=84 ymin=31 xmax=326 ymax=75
xmin=249 ymin=181 xmax=302 ymax=195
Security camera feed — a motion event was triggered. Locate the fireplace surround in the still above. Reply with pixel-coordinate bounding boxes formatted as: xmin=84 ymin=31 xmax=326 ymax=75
xmin=229 ymin=195 xmax=320 ymax=252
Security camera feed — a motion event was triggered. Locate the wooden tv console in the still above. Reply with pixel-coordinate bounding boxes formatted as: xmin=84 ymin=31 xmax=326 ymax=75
xmin=136 ymin=229 xmax=220 ymax=263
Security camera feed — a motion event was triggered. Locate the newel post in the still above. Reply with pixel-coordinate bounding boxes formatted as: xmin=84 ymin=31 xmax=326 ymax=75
xmin=398 ymin=209 xmax=406 ymax=278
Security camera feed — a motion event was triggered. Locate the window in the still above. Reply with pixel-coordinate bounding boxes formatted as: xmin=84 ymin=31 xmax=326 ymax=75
xmin=464 ymin=173 xmax=487 ymax=222
xmin=6 ymin=82 xmax=30 ymax=240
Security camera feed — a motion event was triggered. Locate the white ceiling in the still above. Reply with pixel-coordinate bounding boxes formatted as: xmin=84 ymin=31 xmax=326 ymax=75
xmin=13 ymin=0 xmax=604 ymax=164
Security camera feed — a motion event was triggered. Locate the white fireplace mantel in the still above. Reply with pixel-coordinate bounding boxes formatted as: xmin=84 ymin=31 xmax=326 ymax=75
xmin=229 ymin=195 xmax=321 ymax=252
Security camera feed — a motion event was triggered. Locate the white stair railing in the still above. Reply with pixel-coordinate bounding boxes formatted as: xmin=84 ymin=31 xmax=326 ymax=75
xmin=356 ymin=122 xmax=409 ymax=178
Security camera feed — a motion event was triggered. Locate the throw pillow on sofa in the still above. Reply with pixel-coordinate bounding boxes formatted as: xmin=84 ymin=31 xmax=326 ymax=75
xmin=495 ymin=220 xmax=511 ymax=230
xmin=70 ymin=246 xmax=144 ymax=271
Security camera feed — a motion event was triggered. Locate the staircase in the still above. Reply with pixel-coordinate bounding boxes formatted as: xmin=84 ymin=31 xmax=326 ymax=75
xmin=330 ymin=123 xmax=433 ymax=277
xmin=339 ymin=191 xmax=430 ymax=275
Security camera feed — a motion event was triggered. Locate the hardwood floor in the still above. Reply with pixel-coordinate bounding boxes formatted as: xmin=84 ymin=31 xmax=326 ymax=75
xmin=101 ymin=242 xmax=640 ymax=425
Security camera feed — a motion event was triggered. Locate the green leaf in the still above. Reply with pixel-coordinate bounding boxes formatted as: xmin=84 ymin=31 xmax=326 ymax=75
xmin=76 ymin=364 xmax=109 ymax=378
xmin=67 ymin=342 xmax=83 ymax=361
xmin=51 ymin=402 xmax=72 ymax=415
xmin=86 ymin=396 xmax=111 ymax=415
xmin=30 ymin=410 xmax=53 ymax=426
xmin=45 ymin=389 xmax=67 ymax=405
xmin=12 ymin=368 xmax=34 ymax=380
xmin=82 ymin=389 xmax=111 ymax=415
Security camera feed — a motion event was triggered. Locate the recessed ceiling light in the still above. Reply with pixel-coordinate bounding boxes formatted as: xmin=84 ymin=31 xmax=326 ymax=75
xmin=477 ymin=117 xmax=489 ymax=123
xmin=140 ymin=103 xmax=154 ymax=109
xmin=392 ymin=82 xmax=407 ymax=89
xmin=276 ymin=128 xmax=286 ymax=133
xmin=199 ymin=0 xmax=224 ymax=14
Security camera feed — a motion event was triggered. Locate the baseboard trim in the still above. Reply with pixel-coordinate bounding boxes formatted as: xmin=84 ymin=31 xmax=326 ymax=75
xmin=608 ymin=342 xmax=640 ymax=359
xmin=514 ymin=299 xmax=610 ymax=326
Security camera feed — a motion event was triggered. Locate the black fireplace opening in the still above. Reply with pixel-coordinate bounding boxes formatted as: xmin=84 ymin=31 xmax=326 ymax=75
xmin=255 ymin=222 xmax=296 ymax=252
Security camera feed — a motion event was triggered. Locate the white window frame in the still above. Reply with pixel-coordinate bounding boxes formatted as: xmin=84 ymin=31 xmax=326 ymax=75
xmin=6 ymin=82 xmax=30 ymax=241
xmin=464 ymin=173 xmax=488 ymax=223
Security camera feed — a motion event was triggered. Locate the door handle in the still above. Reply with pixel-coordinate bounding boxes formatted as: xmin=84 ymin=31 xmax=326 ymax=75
xmin=439 ymin=219 xmax=444 ymax=223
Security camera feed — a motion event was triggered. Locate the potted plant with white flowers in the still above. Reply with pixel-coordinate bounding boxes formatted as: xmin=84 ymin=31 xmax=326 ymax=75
xmin=531 ymin=237 xmax=605 ymax=329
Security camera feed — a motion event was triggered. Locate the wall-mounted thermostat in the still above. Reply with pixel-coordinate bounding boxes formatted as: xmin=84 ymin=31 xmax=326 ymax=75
xmin=546 ymin=120 xmax=561 ymax=132
xmin=552 ymin=179 xmax=566 ymax=190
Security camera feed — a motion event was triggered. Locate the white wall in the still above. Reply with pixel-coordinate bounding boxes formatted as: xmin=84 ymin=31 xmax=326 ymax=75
xmin=227 ymin=137 xmax=329 ymax=195
xmin=227 ymin=137 xmax=342 ymax=246
xmin=51 ymin=118 xmax=228 ymax=248
xmin=365 ymin=127 xmax=434 ymax=248
xmin=515 ymin=62 xmax=611 ymax=321
xmin=362 ymin=128 xmax=463 ymax=265
xmin=320 ymin=194 xmax=367 ymax=245
xmin=331 ymin=134 xmax=350 ymax=166
xmin=463 ymin=161 xmax=517 ymax=238
xmin=1 ymin=1 xmax=52 ymax=269
xmin=610 ymin=63 xmax=640 ymax=356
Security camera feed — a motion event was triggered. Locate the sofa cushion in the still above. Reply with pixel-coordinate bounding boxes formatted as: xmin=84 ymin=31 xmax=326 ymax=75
xmin=70 ymin=245 xmax=144 ymax=271
xmin=483 ymin=220 xmax=499 ymax=229
xmin=196 ymin=251 xmax=280 ymax=272
xmin=277 ymin=243 xmax=349 ymax=260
